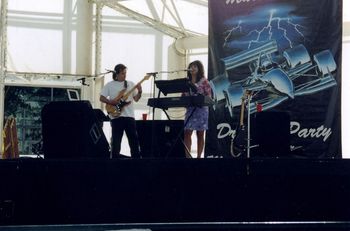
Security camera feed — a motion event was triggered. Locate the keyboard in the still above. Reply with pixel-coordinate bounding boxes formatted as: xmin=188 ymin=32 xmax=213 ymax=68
xmin=147 ymin=95 xmax=214 ymax=109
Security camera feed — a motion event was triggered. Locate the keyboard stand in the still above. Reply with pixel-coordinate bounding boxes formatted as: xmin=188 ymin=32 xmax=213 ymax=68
xmin=148 ymin=79 xmax=199 ymax=158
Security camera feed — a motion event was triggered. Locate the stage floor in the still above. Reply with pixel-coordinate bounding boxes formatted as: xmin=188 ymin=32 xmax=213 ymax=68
xmin=0 ymin=158 xmax=350 ymax=227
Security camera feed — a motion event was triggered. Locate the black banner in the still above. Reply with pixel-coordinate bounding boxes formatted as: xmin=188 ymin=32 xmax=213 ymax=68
xmin=206 ymin=0 xmax=342 ymax=158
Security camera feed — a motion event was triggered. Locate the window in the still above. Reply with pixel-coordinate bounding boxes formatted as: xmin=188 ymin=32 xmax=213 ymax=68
xmin=4 ymin=86 xmax=81 ymax=155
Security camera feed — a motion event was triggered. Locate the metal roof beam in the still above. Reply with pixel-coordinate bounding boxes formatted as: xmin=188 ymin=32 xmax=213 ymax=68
xmin=91 ymin=0 xmax=199 ymax=38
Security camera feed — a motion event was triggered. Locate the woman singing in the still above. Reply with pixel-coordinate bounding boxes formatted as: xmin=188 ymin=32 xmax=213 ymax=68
xmin=183 ymin=60 xmax=212 ymax=158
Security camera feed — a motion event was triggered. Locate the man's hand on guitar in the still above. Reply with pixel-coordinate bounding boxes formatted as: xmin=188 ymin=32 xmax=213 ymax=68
xmin=136 ymin=84 xmax=142 ymax=94
xmin=109 ymin=89 xmax=127 ymax=105
xmin=109 ymin=98 xmax=120 ymax=106
xmin=134 ymin=83 xmax=143 ymax=101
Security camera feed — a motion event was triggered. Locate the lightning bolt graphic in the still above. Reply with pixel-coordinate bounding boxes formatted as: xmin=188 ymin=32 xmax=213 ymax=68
xmin=287 ymin=18 xmax=306 ymax=41
xmin=223 ymin=20 xmax=242 ymax=48
xmin=276 ymin=17 xmax=293 ymax=48
xmin=247 ymin=10 xmax=275 ymax=49
xmin=225 ymin=8 xmax=306 ymax=50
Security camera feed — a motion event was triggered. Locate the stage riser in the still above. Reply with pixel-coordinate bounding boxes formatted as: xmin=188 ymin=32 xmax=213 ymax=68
xmin=1 ymin=159 xmax=350 ymax=225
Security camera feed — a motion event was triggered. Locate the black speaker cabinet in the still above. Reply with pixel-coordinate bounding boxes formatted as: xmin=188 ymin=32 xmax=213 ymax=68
xmin=42 ymin=101 xmax=110 ymax=159
xmin=252 ymin=111 xmax=291 ymax=157
xmin=136 ymin=120 xmax=185 ymax=158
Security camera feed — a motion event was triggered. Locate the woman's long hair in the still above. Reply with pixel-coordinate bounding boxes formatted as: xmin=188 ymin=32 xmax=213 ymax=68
xmin=187 ymin=60 xmax=205 ymax=83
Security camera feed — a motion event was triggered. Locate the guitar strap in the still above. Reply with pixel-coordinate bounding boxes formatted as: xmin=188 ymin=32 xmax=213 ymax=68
xmin=124 ymin=80 xmax=128 ymax=89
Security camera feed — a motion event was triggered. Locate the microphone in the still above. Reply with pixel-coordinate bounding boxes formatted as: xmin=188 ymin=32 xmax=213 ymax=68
xmin=171 ymin=69 xmax=192 ymax=73
xmin=146 ymin=69 xmax=191 ymax=75
xmin=146 ymin=72 xmax=158 ymax=76
xmin=105 ymin=69 xmax=115 ymax=73
xmin=77 ymin=77 xmax=89 ymax=86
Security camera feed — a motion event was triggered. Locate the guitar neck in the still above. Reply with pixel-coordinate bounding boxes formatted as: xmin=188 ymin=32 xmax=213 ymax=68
xmin=122 ymin=76 xmax=148 ymax=100
xmin=239 ymin=98 xmax=245 ymax=127
xmin=239 ymin=90 xmax=252 ymax=126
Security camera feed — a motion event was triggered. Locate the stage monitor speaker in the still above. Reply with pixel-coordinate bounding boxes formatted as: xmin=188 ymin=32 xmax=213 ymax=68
xmin=252 ymin=111 xmax=291 ymax=157
xmin=136 ymin=120 xmax=185 ymax=158
xmin=42 ymin=101 xmax=110 ymax=159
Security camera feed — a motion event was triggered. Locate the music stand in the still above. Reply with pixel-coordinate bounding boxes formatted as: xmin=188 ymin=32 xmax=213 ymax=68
xmin=155 ymin=78 xmax=197 ymax=96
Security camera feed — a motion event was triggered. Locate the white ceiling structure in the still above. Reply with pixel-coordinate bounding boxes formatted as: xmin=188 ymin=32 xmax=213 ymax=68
xmin=90 ymin=0 xmax=209 ymax=60
xmin=0 ymin=0 xmax=210 ymax=99
xmin=91 ymin=0 xmax=208 ymax=38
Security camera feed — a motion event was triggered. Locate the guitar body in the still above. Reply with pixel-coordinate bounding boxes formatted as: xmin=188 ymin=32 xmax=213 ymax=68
xmin=106 ymin=99 xmax=130 ymax=117
xmin=230 ymin=125 xmax=247 ymax=158
xmin=230 ymin=90 xmax=251 ymax=158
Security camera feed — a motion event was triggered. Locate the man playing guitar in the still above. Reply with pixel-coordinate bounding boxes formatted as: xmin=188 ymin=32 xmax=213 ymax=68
xmin=100 ymin=63 xmax=144 ymax=158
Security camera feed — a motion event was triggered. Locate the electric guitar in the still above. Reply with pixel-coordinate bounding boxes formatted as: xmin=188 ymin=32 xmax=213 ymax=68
xmin=230 ymin=90 xmax=249 ymax=158
xmin=106 ymin=74 xmax=151 ymax=117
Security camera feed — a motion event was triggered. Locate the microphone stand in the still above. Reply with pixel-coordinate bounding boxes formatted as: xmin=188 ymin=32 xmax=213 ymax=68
xmin=148 ymin=72 xmax=158 ymax=158
xmin=247 ymin=93 xmax=252 ymax=159
xmin=245 ymin=92 xmax=253 ymax=176
xmin=148 ymin=72 xmax=158 ymax=121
